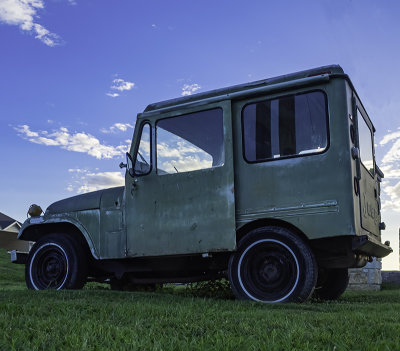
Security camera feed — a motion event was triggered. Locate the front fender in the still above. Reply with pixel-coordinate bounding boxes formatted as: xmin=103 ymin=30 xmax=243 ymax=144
xmin=18 ymin=213 xmax=100 ymax=259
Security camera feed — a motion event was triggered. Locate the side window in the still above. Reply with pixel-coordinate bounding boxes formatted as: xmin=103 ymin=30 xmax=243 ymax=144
xmin=156 ymin=108 xmax=224 ymax=174
xmin=134 ymin=123 xmax=151 ymax=175
xmin=358 ymin=108 xmax=374 ymax=175
xmin=242 ymin=91 xmax=328 ymax=162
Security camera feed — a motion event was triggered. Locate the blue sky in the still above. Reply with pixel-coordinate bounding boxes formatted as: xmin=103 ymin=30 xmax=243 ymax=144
xmin=1 ymin=0 xmax=400 ymax=269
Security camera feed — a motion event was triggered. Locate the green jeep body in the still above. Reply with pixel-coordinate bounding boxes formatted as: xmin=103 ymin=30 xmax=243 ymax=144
xmin=16 ymin=65 xmax=392 ymax=302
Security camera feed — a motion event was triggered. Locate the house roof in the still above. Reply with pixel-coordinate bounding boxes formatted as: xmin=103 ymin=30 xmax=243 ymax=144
xmin=0 ymin=212 xmax=21 ymax=230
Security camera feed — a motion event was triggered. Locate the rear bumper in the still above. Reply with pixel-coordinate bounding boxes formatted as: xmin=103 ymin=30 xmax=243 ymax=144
xmin=352 ymin=235 xmax=392 ymax=258
xmin=10 ymin=250 xmax=28 ymax=264
xmin=311 ymin=234 xmax=392 ymax=268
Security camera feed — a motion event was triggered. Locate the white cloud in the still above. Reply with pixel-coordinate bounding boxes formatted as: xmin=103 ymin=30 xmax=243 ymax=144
xmin=0 ymin=0 xmax=62 ymax=46
xmin=157 ymin=142 xmax=181 ymax=159
xmin=68 ymin=168 xmax=86 ymax=173
xmin=380 ymin=164 xmax=400 ymax=179
xmin=378 ymin=129 xmax=400 ymax=211
xmin=382 ymin=180 xmax=400 ymax=212
xmin=106 ymin=93 xmax=119 ymax=98
xmin=379 ymin=130 xmax=400 ymax=166
xmin=15 ymin=124 xmax=130 ymax=159
xmin=156 ymin=132 xmax=212 ymax=174
xmin=67 ymin=169 xmax=125 ymax=194
xmin=101 ymin=122 xmax=134 ymax=134
xmin=110 ymin=78 xmax=134 ymax=92
xmin=157 ymin=140 xmax=200 ymax=159
xmin=181 ymin=83 xmax=201 ymax=96
xmin=160 ymin=155 xmax=211 ymax=174
xmin=114 ymin=123 xmax=133 ymax=132
xmin=379 ymin=129 xmax=400 ymax=146
xmin=106 ymin=78 xmax=135 ymax=97
xmin=16 ymin=124 xmax=39 ymax=137
xmin=381 ymin=138 xmax=400 ymax=165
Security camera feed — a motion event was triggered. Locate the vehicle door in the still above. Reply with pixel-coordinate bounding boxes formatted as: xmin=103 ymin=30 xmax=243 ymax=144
xmin=125 ymin=101 xmax=236 ymax=257
xmin=353 ymin=95 xmax=380 ymax=237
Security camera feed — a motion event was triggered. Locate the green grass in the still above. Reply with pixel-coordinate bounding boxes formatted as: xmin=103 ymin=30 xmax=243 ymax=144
xmin=1 ymin=248 xmax=400 ymax=351
xmin=0 ymin=249 xmax=25 ymax=290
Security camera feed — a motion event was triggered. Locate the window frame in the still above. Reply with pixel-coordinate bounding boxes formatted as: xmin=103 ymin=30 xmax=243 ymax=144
xmin=155 ymin=107 xmax=224 ymax=175
xmin=241 ymin=89 xmax=330 ymax=164
xmin=132 ymin=121 xmax=152 ymax=176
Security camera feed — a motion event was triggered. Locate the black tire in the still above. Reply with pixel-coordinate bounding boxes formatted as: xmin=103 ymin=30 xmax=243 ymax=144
xmin=228 ymin=226 xmax=317 ymax=303
xmin=25 ymin=234 xmax=87 ymax=290
xmin=313 ymin=268 xmax=349 ymax=300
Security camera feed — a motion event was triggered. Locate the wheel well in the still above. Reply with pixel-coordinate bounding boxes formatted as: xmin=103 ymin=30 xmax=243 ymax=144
xmin=236 ymin=218 xmax=309 ymax=245
xmin=21 ymin=222 xmax=92 ymax=258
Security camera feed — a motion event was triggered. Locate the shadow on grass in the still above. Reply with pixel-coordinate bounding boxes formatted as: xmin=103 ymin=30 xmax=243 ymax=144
xmin=1 ymin=246 xmax=399 ymax=307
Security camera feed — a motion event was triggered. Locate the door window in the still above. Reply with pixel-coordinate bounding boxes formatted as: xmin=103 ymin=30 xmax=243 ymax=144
xmin=156 ymin=108 xmax=224 ymax=174
xmin=358 ymin=108 xmax=374 ymax=175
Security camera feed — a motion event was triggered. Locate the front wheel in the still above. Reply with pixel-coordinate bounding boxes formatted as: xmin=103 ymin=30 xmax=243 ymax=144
xmin=25 ymin=234 xmax=87 ymax=290
xmin=228 ymin=226 xmax=317 ymax=303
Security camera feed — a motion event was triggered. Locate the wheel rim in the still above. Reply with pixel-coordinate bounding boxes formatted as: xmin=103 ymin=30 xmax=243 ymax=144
xmin=29 ymin=243 xmax=69 ymax=290
xmin=238 ymin=239 xmax=300 ymax=302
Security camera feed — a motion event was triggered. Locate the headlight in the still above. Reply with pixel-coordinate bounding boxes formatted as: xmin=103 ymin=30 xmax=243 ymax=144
xmin=28 ymin=204 xmax=43 ymax=217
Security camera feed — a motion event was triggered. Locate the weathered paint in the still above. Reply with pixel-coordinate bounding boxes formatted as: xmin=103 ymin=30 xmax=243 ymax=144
xmin=125 ymin=100 xmax=236 ymax=257
xmin=18 ymin=65 xmax=391 ymax=260
xmin=236 ymin=200 xmax=339 ymax=224
xmin=99 ymin=186 xmax=125 ymax=258
xmin=19 ymin=187 xmax=125 ymax=259
xmin=353 ymin=95 xmax=380 ymax=238
xmin=232 ymin=78 xmax=356 ymax=240
xmin=18 ymin=212 xmax=100 ymax=258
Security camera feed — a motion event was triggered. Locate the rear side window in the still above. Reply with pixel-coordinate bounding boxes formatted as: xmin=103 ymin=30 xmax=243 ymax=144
xmin=242 ymin=91 xmax=328 ymax=162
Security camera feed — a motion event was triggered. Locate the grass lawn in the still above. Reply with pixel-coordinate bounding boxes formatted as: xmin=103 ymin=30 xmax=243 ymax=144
xmin=1 ymin=248 xmax=399 ymax=351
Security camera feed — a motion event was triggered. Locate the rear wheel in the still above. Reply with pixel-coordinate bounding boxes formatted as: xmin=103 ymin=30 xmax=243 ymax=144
xmin=313 ymin=268 xmax=349 ymax=300
xmin=25 ymin=234 xmax=87 ymax=290
xmin=228 ymin=226 xmax=317 ymax=303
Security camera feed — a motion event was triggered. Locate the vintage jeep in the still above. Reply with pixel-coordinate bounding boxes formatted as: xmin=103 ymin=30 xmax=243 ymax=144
xmin=13 ymin=65 xmax=392 ymax=302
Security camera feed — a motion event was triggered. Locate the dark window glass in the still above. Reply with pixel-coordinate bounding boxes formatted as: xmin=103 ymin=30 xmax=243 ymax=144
xmin=358 ymin=108 xmax=374 ymax=175
xmin=156 ymin=108 xmax=224 ymax=174
xmin=243 ymin=91 xmax=328 ymax=162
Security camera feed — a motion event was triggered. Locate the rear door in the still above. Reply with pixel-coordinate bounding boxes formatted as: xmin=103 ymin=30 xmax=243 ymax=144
xmin=125 ymin=101 xmax=236 ymax=257
xmin=354 ymin=95 xmax=380 ymax=236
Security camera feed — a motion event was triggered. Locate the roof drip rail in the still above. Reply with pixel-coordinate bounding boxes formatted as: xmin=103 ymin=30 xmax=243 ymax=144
xmin=142 ymin=74 xmax=330 ymax=116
